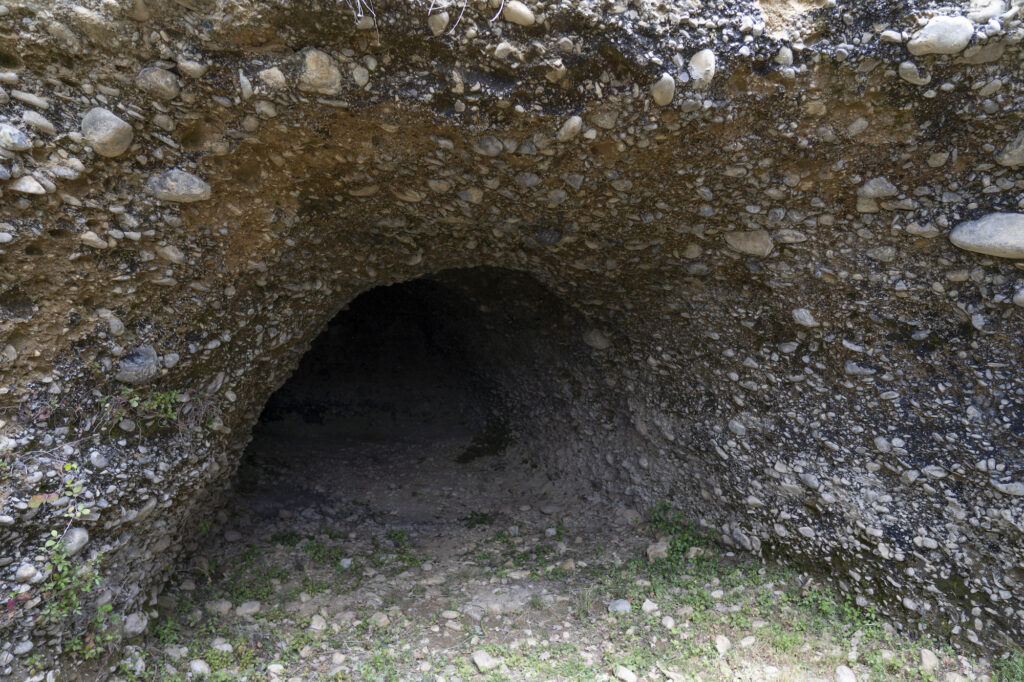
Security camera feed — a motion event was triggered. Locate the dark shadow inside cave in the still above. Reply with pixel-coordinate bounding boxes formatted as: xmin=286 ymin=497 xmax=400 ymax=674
xmin=230 ymin=266 xmax=620 ymax=527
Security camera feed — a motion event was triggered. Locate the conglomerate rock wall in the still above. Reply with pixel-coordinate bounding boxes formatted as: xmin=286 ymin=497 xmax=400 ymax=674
xmin=1 ymin=0 xmax=1023 ymax=673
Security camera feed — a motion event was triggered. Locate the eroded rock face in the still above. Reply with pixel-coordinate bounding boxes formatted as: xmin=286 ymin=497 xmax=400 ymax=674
xmin=1 ymin=0 xmax=1023 ymax=673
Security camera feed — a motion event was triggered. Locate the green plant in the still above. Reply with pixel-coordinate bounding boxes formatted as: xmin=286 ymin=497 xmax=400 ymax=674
xmin=0 ymin=443 xmax=12 ymax=482
xmin=995 ymin=652 xmax=1024 ymax=682
xmin=38 ymin=544 xmax=102 ymax=625
xmin=90 ymin=386 xmax=222 ymax=446
xmin=379 ymin=529 xmax=423 ymax=567
xmin=573 ymin=585 xmax=597 ymax=617
xmin=461 ymin=511 xmax=495 ymax=528
xmin=24 ymin=653 xmax=44 ymax=674
xmin=271 ymin=530 xmax=304 ymax=547
xmin=153 ymin=616 xmax=181 ymax=644
xmin=66 ymin=602 xmax=122 ymax=660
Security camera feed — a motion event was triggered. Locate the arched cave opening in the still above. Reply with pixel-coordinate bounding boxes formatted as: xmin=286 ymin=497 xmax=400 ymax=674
xmin=233 ymin=265 xmax=620 ymax=524
xmin=142 ymin=267 xmax=733 ymax=679
xmin=184 ymin=267 xmax=650 ymax=587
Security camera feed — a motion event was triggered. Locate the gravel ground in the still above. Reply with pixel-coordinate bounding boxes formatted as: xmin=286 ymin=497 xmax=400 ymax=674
xmin=118 ymin=411 xmax=1008 ymax=682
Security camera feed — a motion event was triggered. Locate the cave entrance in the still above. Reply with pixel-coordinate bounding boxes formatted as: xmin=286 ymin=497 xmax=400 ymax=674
xmin=228 ymin=266 xmax=633 ymax=542
xmin=141 ymin=268 xmax=775 ymax=679
xmin=149 ymin=266 xmax=685 ymax=678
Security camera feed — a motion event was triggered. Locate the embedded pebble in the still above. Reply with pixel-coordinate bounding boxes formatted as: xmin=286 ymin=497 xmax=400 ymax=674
xmin=907 ymin=16 xmax=975 ymax=55
xmin=834 ymin=665 xmax=857 ymax=682
xmin=608 ymin=599 xmax=631 ymax=613
xmin=615 ymin=665 xmax=638 ymax=682
xmin=996 ymin=131 xmax=1024 ymax=167
xmin=64 ymin=527 xmax=89 ymax=556
xmin=502 ymin=1 xmax=535 ymax=26
xmin=724 ymin=230 xmax=773 ymax=257
xmin=0 ymin=123 xmax=31 ymax=151
xmin=15 ymin=564 xmax=39 ymax=583
xmin=688 ymin=49 xmax=716 ymax=89
xmin=299 ymin=49 xmax=343 ymax=94
xmin=11 ymin=90 xmax=48 ymax=109
xmin=428 ymin=11 xmax=449 ymax=36
xmin=82 ymin=107 xmax=134 ymax=157
xmin=472 ymin=649 xmax=502 ymax=672
xmin=146 ymin=169 xmax=211 ymax=203
xmin=80 ymin=231 xmax=107 ymax=249
xmin=651 ymin=73 xmax=675 ymax=106
xmin=124 ymin=612 xmax=149 ymax=637
xmin=21 ymin=110 xmax=55 ymax=135
xmin=190 ymin=659 xmax=211 ymax=676
xmin=714 ymin=634 xmax=731 ymax=655
xmin=10 ymin=176 xmax=45 ymax=194
xmin=792 ymin=308 xmax=819 ymax=327
xmin=557 ymin=115 xmax=582 ymax=142
xmin=646 ymin=541 xmax=669 ymax=561
xmin=949 ymin=213 xmax=1024 ymax=259
xmin=583 ymin=329 xmax=611 ymax=350
xmin=115 ymin=345 xmax=161 ymax=384
xmin=136 ymin=67 xmax=180 ymax=99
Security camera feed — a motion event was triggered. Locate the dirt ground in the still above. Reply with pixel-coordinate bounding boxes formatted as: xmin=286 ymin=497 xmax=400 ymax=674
xmin=110 ymin=401 xmax=1009 ymax=682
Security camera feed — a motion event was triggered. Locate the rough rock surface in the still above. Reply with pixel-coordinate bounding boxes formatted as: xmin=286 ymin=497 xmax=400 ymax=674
xmin=0 ymin=0 xmax=1023 ymax=674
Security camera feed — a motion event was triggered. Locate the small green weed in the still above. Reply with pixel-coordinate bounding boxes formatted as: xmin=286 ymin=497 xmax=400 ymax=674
xmin=271 ymin=530 xmax=304 ymax=547
xmin=66 ymin=602 xmax=121 ymax=660
xmin=461 ymin=511 xmax=495 ymax=528
xmin=995 ymin=653 xmax=1024 ymax=682
xmin=38 ymin=544 xmax=102 ymax=624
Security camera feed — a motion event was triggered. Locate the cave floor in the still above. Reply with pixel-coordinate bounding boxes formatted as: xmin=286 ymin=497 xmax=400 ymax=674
xmin=126 ymin=415 xmax=988 ymax=682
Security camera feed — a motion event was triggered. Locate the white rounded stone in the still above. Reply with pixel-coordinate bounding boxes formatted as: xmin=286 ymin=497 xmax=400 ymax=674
xmin=10 ymin=176 xmax=45 ymax=194
xmin=650 ymin=73 xmax=675 ymax=106
xmin=135 ymin=67 xmax=180 ymax=100
xmin=557 ymin=115 xmax=582 ymax=141
xmin=949 ymin=213 xmax=1024 ymax=259
xmin=123 ymin=611 xmax=148 ymax=637
xmin=834 ymin=665 xmax=857 ymax=682
xmin=908 ymin=16 xmax=974 ymax=55
xmin=146 ymin=169 xmax=211 ymax=203
xmin=688 ymin=49 xmax=716 ymax=89
xmin=0 ymin=123 xmax=30 ymax=151
xmin=428 ymin=11 xmax=449 ymax=36
xmin=1013 ymin=285 xmax=1024 ymax=307
xmin=502 ymin=0 xmax=535 ymax=26
xmin=898 ymin=61 xmax=931 ymax=86
xmin=82 ymin=107 xmax=134 ymax=158
xmin=792 ymin=308 xmax=819 ymax=327
xmin=189 ymin=659 xmax=211 ymax=676
xmin=63 ymin=527 xmax=89 ymax=556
